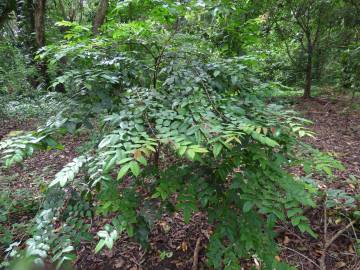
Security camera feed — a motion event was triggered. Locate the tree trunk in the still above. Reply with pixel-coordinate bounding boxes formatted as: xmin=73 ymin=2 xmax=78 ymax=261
xmin=92 ymin=0 xmax=108 ymax=35
xmin=79 ymin=0 xmax=84 ymax=23
xmin=304 ymin=42 xmax=313 ymax=99
xmin=34 ymin=0 xmax=46 ymax=48
xmin=34 ymin=0 xmax=49 ymax=85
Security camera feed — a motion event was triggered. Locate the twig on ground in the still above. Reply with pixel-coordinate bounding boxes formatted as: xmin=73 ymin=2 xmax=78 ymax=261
xmin=319 ymin=220 xmax=356 ymax=270
xmin=323 ymin=199 xmax=328 ymax=246
xmin=352 ymin=261 xmax=360 ymax=270
xmin=279 ymin=244 xmax=321 ymax=269
xmin=191 ymin=237 xmax=202 ymax=270
xmin=325 ymin=220 xmax=356 ymax=250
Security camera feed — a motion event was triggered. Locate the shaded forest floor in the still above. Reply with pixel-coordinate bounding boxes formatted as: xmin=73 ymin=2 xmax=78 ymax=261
xmin=278 ymin=97 xmax=360 ymax=270
xmin=0 ymin=97 xmax=359 ymax=269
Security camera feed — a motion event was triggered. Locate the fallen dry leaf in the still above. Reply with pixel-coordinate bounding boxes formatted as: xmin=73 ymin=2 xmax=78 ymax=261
xmin=335 ymin=261 xmax=346 ymax=269
xmin=283 ymin=236 xmax=290 ymax=245
xmin=159 ymin=221 xmax=171 ymax=233
xmin=181 ymin=241 xmax=188 ymax=252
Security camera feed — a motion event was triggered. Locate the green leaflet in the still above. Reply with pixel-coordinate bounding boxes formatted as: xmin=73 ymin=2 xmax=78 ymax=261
xmin=129 ymin=161 xmax=141 ymax=176
xmin=117 ymin=163 xmax=132 ymax=180
xmin=213 ymin=143 xmax=223 ymax=157
xmin=251 ymin=131 xmax=279 ymax=147
xmin=50 ymin=156 xmax=89 ymax=187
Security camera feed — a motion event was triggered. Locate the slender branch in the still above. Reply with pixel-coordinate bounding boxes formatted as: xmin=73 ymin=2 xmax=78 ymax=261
xmin=191 ymin=237 xmax=202 ymax=270
xmin=290 ymin=6 xmax=308 ymax=35
xmin=325 ymin=220 xmax=356 ymax=250
xmin=323 ymin=198 xmax=328 ymax=246
xmin=319 ymin=220 xmax=357 ymax=270
xmin=279 ymin=244 xmax=321 ymax=269
xmin=312 ymin=20 xmax=321 ymax=48
xmin=79 ymin=0 xmax=84 ymax=23
xmin=189 ymin=110 xmax=209 ymax=143
xmin=192 ymin=67 xmax=228 ymax=122
xmin=299 ymin=35 xmax=307 ymax=52
xmin=274 ymin=22 xmax=298 ymax=66
xmin=125 ymin=41 xmax=157 ymax=59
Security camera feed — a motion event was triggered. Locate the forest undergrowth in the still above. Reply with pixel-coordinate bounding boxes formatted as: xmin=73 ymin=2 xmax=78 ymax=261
xmin=1 ymin=95 xmax=359 ymax=270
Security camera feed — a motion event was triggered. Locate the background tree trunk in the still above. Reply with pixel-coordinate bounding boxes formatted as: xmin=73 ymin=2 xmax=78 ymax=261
xmin=304 ymin=40 xmax=313 ymax=99
xmin=34 ymin=0 xmax=49 ymax=85
xmin=92 ymin=0 xmax=108 ymax=35
xmin=34 ymin=0 xmax=46 ymax=48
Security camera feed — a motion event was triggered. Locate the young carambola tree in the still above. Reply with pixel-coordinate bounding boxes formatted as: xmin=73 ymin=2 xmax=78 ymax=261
xmin=0 ymin=3 xmax=324 ymax=270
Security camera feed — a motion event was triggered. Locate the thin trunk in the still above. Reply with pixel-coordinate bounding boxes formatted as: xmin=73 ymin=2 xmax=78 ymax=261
xmin=314 ymin=48 xmax=323 ymax=81
xmin=34 ymin=0 xmax=49 ymax=84
xmin=93 ymin=0 xmax=108 ymax=35
xmin=54 ymin=0 xmax=67 ymax=91
xmin=15 ymin=0 xmax=38 ymax=87
xmin=34 ymin=0 xmax=46 ymax=48
xmin=79 ymin=0 xmax=84 ymax=23
xmin=304 ymin=41 xmax=313 ymax=99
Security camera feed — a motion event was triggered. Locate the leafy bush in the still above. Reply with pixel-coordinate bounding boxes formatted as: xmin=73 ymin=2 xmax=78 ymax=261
xmin=0 ymin=3 xmax=331 ymax=270
xmin=340 ymin=42 xmax=360 ymax=97
xmin=0 ymin=40 xmax=37 ymax=95
xmin=0 ymin=181 xmax=41 ymax=266
xmin=0 ymin=92 xmax=67 ymax=121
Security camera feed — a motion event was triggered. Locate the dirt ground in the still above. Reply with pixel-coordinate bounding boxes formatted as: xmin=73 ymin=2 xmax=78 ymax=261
xmin=277 ymin=97 xmax=360 ymax=270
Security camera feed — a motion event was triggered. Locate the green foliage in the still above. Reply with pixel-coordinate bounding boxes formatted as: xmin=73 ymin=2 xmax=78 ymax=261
xmin=6 ymin=189 xmax=92 ymax=270
xmin=326 ymin=189 xmax=357 ymax=210
xmin=299 ymin=146 xmax=345 ymax=177
xmin=340 ymin=42 xmax=360 ymax=96
xmin=253 ymin=0 xmax=360 ymax=96
xmin=0 ymin=123 xmax=63 ymax=167
xmin=159 ymin=250 xmax=173 ymax=261
xmin=0 ymin=188 xmax=38 ymax=247
xmin=49 ymin=155 xmax=90 ymax=187
xmin=0 ymin=39 xmax=37 ymax=95
xmin=0 ymin=1 xmax=353 ymax=269
xmin=95 ymin=225 xmax=119 ymax=253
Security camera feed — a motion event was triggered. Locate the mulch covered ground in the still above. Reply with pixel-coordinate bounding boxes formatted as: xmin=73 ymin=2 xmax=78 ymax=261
xmin=76 ymin=213 xmax=211 ymax=270
xmin=1 ymin=97 xmax=359 ymax=269
xmin=0 ymin=118 xmax=37 ymax=140
xmin=296 ymin=98 xmax=360 ymax=185
xmin=277 ymin=97 xmax=360 ymax=270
